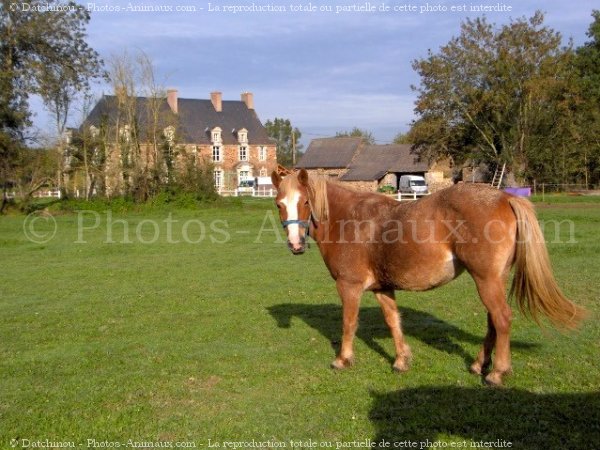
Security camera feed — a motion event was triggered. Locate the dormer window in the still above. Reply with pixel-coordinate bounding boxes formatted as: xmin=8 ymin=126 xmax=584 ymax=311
xmin=211 ymin=127 xmax=222 ymax=144
xmin=62 ymin=129 xmax=73 ymax=145
xmin=89 ymin=125 xmax=99 ymax=138
xmin=164 ymin=126 xmax=175 ymax=144
xmin=237 ymin=128 xmax=248 ymax=144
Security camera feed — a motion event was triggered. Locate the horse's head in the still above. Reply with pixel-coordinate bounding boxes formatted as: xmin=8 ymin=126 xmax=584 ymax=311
xmin=271 ymin=168 xmax=312 ymax=255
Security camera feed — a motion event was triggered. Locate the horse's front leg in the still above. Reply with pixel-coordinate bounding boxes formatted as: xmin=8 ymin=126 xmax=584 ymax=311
xmin=331 ymin=280 xmax=363 ymax=369
xmin=374 ymin=290 xmax=412 ymax=372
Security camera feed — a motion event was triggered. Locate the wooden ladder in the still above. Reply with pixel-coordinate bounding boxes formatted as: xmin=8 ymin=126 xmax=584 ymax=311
xmin=491 ymin=163 xmax=506 ymax=189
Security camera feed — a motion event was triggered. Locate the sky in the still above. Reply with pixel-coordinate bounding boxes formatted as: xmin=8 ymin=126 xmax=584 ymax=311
xmin=28 ymin=0 xmax=598 ymax=148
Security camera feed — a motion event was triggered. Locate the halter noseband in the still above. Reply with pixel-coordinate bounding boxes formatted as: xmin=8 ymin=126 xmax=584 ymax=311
xmin=281 ymin=218 xmax=311 ymax=238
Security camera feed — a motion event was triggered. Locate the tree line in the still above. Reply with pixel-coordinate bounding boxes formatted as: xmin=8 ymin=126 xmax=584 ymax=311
xmin=408 ymin=10 xmax=600 ymax=187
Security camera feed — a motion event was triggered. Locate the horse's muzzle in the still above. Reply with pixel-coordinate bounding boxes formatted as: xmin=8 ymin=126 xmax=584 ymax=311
xmin=288 ymin=239 xmax=306 ymax=255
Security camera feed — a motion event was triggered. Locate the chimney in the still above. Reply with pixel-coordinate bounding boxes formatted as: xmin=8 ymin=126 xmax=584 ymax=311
xmin=211 ymin=91 xmax=222 ymax=112
xmin=241 ymin=92 xmax=254 ymax=110
xmin=167 ymin=89 xmax=178 ymax=114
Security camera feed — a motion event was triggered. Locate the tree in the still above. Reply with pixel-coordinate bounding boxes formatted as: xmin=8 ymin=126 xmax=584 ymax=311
xmin=336 ymin=127 xmax=375 ymax=145
xmin=264 ymin=118 xmax=302 ymax=167
xmin=393 ymin=132 xmax=412 ymax=144
xmin=11 ymin=147 xmax=57 ymax=202
xmin=68 ymin=94 xmax=109 ymax=199
xmin=89 ymin=50 xmax=215 ymax=202
xmin=575 ymin=10 xmax=600 ymax=186
xmin=409 ymin=12 xmax=580 ymax=184
xmin=104 ymin=50 xmax=183 ymax=201
xmin=0 ymin=0 xmax=104 ymax=205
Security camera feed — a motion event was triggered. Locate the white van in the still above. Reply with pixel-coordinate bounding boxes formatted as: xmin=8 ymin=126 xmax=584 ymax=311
xmin=398 ymin=175 xmax=428 ymax=194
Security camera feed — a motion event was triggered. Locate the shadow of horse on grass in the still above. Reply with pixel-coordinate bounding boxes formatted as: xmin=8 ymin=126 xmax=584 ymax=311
xmin=369 ymin=386 xmax=600 ymax=450
xmin=267 ymin=303 xmax=537 ymax=371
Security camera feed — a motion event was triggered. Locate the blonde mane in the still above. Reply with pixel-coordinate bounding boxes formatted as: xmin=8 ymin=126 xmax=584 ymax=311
xmin=306 ymin=174 xmax=329 ymax=222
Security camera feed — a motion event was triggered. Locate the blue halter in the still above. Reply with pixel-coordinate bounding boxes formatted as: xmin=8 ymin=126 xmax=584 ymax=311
xmin=281 ymin=219 xmax=311 ymax=238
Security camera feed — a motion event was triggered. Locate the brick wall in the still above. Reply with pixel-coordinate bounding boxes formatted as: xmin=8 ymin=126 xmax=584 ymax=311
xmin=103 ymin=142 xmax=277 ymax=194
xmin=343 ymin=180 xmax=379 ymax=192
xmin=304 ymin=168 xmax=348 ymax=179
xmin=199 ymin=144 xmax=278 ymax=189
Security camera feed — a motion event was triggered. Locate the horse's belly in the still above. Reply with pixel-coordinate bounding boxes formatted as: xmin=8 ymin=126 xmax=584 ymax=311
xmin=390 ymin=257 xmax=464 ymax=292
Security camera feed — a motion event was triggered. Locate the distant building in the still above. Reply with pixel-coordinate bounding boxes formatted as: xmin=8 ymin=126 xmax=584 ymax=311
xmin=82 ymin=90 xmax=277 ymax=195
xmin=296 ymin=137 xmax=452 ymax=192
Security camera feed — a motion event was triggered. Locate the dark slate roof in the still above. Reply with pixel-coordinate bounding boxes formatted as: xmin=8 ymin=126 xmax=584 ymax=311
xmin=340 ymin=144 xmax=429 ymax=181
xmin=295 ymin=137 xmax=364 ymax=169
xmin=83 ymin=95 xmax=273 ymax=145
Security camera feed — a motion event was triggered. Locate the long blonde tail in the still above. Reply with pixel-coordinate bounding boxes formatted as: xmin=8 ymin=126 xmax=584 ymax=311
xmin=509 ymin=197 xmax=586 ymax=329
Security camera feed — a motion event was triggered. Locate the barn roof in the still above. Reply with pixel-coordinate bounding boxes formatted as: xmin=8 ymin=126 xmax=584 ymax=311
xmin=295 ymin=137 xmax=364 ymax=169
xmin=341 ymin=144 xmax=429 ymax=181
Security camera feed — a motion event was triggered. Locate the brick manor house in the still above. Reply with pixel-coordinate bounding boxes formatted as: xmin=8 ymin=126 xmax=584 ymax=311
xmin=82 ymin=90 xmax=278 ymax=194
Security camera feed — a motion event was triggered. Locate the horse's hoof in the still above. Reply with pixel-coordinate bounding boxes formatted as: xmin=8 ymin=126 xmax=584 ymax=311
xmin=470 ymin=362 xmax=483 ymax=375
xmin=393 ymin=360 xmax=410 ymax=373
xmin=484 ymin=371 xmax=505 ymax=387
xmin=470 ymin=360 xmax=491 ymax=376
xmin=331 ymin=357 xmax=354 ymax=370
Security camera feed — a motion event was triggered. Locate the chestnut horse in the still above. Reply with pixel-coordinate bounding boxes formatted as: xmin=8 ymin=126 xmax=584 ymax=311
xmin=271 ymin=169 xmax=585 ymax=385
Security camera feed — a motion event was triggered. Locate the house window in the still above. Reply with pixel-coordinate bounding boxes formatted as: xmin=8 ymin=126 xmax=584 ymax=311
xmin=212 ymin=145 xmax=222 ymax=162
xmin=258 ymin=146 xmax=267 ymax=161
xmin=119 ymin=124 xmax=131 ymax=142
xmin=238 ymin=129 xmax=248 ymax=144
xmin=211 ymin=127 xmax=222 ymax=144
xmin=239 ymin=170 xmax=250 ymax=183
xmin=239 ymin=146 xmax=248 ymax=161
xmin=214 ymin=169 xmax=223 ymax=189
xmin=89 ymin=125 xmax=99 ymax=138
xmin=259 ymin=167 xmax=267 ymax=177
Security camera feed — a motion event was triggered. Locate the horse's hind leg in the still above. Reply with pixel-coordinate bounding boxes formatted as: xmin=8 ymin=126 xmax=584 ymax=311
xmin=472 ymin=276 xmax=513 ymax=386
xmin=470 ymin=313 xmax=496 ymax=376
xmin=374 ymin=290 xmax=411 ymax=372
xmin=331 ymin=280 xmax=363 ymax=369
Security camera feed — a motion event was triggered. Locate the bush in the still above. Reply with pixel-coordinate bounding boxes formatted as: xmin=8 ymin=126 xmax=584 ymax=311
xmin=377 ymin=184 xmax=396 ymax=194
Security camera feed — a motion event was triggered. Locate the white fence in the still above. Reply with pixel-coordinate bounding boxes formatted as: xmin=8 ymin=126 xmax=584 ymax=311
xmin=35 ymin=189 xmax=61 ymax=199
xmin=396 ymin=191 xmax=430 ymax=201
xmin=217 ymin=187 xmax=276 ymax=197
xmin=5 ymin=189 xmax=61 ymax=200
xmin=252 ymin=187 xmax=276 ymax=198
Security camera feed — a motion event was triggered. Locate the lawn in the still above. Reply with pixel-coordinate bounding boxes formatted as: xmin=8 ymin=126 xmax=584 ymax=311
xmin=1 ymin=197 xmax=599 ymax=449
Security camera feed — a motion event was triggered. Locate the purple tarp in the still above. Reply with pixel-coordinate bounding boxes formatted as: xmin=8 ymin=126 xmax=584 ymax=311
xmin=504 ymin=187 xmax=531 ymax=197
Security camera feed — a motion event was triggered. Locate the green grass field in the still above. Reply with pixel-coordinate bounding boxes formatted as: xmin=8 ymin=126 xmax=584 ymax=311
xmin=1 ymin=197 xmax=599 ymax=449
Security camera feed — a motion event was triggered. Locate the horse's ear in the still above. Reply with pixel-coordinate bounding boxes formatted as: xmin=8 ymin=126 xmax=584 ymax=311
xmin=298 ymin=169 xmax=309 ymax=187
xmin=271 ymin=170 xmax=282 ymax=189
